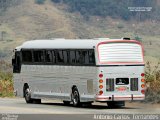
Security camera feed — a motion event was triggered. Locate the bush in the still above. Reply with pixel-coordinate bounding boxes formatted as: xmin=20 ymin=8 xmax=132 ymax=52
xmin=0 ymin=71 xmax=13 ymax=97
xmin=134 ymin=35 xmax=142 ymax=43
xmin=145 ymin=61 xmax=160 ymax=103
xmin=117 ymin=23 xmax=124 ymax=29
xmin=0 ymin=60 xmax=13 ymax=97
xmin=35 ymin=0 xmax=46 ymax=4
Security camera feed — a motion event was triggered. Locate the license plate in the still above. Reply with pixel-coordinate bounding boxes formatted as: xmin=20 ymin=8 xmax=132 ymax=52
xmin=116 ymin=86 xmax=127 ymax=91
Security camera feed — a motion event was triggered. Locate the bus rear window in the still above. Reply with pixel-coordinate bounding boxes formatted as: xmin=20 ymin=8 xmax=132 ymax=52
xmin=98 ymin=42 xmax=143 ymax=64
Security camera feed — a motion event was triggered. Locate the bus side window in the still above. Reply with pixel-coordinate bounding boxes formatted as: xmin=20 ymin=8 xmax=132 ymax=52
xmin=82 ymin=51 xmax=89 ymax=65
xmin=22 ymin=50 xmax=32 ymax=62
xmin=70 ymin=50 xmax=76 ymax=64
xmin=52 ymin=50 xmax=56 ymax=64
xmin=75 ymin=50 xmax=82 ymax=64
xmin=88 ymin=50 xmax=95 ymax=64
xmin=45 ymin=50 xmax=53 ymax=63
xmin=33 ymin=50 xmax=44 ymax=63
xmin=57 ymin=50 xmax=64 ymax=64
xmin=63 ymin=50 xmax=69 ymax=64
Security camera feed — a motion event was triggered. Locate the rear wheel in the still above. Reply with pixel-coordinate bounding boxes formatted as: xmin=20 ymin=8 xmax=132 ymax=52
xmin=72 ymin=88 xmax=81 ymax=107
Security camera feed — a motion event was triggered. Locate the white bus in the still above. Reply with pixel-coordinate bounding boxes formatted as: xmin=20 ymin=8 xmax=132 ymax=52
xmin=12 ymin=38 xmax=145 ymax=107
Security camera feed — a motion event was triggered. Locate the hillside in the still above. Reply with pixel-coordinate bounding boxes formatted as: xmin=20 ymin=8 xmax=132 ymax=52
xmin=0 ymin=0 xmax=160 ymax=61
xmin=0 ymin=0 xmax=76 ymax=58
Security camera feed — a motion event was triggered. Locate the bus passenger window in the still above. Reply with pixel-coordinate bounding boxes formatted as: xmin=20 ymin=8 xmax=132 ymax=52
xmin=52 ymin=51 xmax=56 ymax=64
xmin=82 ymin=51 xmax=89 ymax=64
xmin=22 ymin=50 xmax=32 ymax=62
xmin=33 ymin=50 xmax=44 ymax=62
xmin=75 ymin=51 xmax=82 ymax=64
xmin=88 ymin=50 xmax=95 ymax=64
xmin=45 ymin=50 xmax=53 ymax=62
xmin=70 ymin=51 xmax=76 ymax=64
xmin=63 ymin=50 xmax=69 ymax=64
xmin=57 ymin=50 xmax=64 ymax=63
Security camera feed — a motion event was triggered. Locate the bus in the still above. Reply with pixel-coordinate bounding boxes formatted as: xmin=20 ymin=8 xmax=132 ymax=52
xmin=12 ymin=38 xmax=145 ymax=107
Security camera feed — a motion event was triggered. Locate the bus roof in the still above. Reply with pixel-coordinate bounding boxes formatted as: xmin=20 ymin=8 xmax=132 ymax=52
xmin=15 ymin=38 xmax=140 ymax=51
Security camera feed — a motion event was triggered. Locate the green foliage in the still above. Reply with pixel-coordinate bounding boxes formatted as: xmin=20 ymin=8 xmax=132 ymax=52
xmin=51 ymin=0 xmax=160 ymax=21
xmin=134 ymin=35 xmax=142 ymax=42
xmin=145 ymin=61 xmax=160 ymax=103
xmin=35 ymin=0 xmax=46 ymax=4
xmin=0 ymin=60 xmax=13 ymax=97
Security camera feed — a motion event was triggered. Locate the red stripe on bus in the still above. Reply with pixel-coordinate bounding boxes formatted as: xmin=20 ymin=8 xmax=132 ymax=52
xmin=96 ymin=96 xmax=144 ymax=100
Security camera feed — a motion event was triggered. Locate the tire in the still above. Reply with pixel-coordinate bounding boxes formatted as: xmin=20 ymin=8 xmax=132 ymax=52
xmin=24 ymin=88 xmax=33 ymax=103
xmin=72 ymin=88 xmax=81 ymax=107
xmin=107 ymin=101 xmax=125 ymax=108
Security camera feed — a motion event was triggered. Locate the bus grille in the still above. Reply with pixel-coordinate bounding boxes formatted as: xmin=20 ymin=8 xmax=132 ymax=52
xmin=106 ymin=78 xmax=114 ymax=91
xmin=130 ymin=78 xmax=138 ymax=91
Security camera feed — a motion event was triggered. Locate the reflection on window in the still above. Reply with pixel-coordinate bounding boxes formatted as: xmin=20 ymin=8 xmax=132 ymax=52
xmin=22 ymin=50 xmax=32 ymax=62
xmin=70 ymin=51 xmax=76 ymax=64
xmin=45 ymin=50 xmax=53 ymax=62
xmin=33 ymin=51 xmax=44 ymax=62
xmin=57 ymin=50 xmax=64 ymax=63
xmin=63 ymin=50 xmax=69 ymax=64
xmin=88 ymin=50 xmax=95 ymax=64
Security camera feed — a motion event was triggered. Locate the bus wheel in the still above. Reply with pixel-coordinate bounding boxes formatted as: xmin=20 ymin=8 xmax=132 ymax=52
xmin=107 ymin=101 xmax=125 ymax=108
xmin=24 ymin=88 xmax=33 ymax=103
xmin=72 ymin=88 xmax=81 ymax=107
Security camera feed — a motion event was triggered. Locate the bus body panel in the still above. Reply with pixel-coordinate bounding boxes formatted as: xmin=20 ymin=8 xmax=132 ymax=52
xmin=14 ymin=65 xmax=98 ymax=102
xmin=95 ymin=65 xmax=145 ymax=101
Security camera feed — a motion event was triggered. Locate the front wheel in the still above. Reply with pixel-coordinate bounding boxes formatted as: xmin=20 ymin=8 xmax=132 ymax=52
xmin=24 ymin=88 xmax=33 ymax=103
xmin=72 ymin=88 xmax=81 ymax=107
